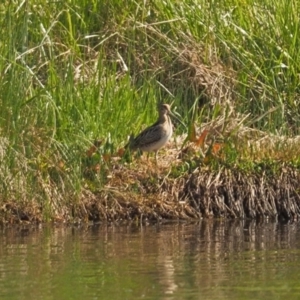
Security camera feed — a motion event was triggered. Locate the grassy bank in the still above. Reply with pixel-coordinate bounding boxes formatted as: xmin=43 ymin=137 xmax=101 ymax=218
xmin=0 ymin=0 xmax=300 ymax=224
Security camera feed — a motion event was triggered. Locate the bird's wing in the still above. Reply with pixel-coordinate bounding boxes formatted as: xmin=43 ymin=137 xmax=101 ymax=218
xmin=131 ymin=124 xmax=165 ymax=149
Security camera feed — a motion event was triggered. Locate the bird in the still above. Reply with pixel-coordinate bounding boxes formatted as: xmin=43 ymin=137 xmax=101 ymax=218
xmin=125 ymin=103 xmax=173 ymax=162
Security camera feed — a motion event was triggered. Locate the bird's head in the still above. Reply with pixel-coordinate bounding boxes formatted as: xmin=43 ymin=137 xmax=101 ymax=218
xmin=159 ymin=103 xmax=171 ymax=115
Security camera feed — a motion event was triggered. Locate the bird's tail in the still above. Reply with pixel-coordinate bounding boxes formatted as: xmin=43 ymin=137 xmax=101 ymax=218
xmin=124 ymin=134 xmax=135 ymax=150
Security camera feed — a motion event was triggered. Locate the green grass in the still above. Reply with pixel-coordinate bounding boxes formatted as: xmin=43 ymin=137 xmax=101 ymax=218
xmin=0 ymin=0 xmax=300 ymax=221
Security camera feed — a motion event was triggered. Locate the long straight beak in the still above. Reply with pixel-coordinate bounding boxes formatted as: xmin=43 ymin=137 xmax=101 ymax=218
xmin=169 ymin=109 xmax=187 ymax=130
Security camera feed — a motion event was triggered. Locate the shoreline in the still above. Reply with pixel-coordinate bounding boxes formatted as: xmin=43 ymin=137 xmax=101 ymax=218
xmin=1 ymin=151 xmax=300 ymax=225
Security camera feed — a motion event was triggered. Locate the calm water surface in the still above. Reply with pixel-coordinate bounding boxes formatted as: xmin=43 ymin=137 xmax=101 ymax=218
xmin=1 ymin=220 xmax=300 ymax=300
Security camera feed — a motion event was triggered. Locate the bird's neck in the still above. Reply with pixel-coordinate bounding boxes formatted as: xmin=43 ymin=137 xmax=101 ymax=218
xmin=158 ymin=113 xmax=169 ymax=123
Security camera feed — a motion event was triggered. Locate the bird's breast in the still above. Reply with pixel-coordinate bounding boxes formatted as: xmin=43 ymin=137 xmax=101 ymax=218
xmin=142 ymin=121 xmax=173 ymax=152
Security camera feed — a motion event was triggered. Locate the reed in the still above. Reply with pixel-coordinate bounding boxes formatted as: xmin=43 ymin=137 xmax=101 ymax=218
xmin=0 ymin=0 xmax=299 ymax=223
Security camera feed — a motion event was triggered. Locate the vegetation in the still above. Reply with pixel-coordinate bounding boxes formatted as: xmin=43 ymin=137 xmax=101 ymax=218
xmin=0 ymin=0 xmax=300 ymax=224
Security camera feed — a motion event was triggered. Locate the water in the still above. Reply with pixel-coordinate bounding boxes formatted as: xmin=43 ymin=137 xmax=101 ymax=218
xmin=1 ymin=220 xmax=300 ymax=300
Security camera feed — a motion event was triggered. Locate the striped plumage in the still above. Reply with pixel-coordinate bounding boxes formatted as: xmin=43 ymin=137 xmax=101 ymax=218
xmin=126 ymin=104 xmax=173 ymax=160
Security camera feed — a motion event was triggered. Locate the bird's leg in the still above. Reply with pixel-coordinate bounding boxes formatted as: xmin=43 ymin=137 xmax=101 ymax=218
xmin=154 ymin=151 xmax=158 ymax=165
xmin=146 ymin=151 xmax=150 ymax=161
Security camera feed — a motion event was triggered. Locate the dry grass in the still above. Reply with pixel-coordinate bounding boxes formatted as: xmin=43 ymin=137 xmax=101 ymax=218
xmin=76 ymin=141 xmax=300 ymax=223
xmin=1 ymin=1 xmax=300 ymax=225
xmin=1 ymin=118 xmax=300 ymax=225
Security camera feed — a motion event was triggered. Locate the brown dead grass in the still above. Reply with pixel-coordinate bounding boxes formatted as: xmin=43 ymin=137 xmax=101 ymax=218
xmin=2 ymin=122 xmax=300 ymax=225
xmin=75 ymin=123 xmax=300 ymax=223
xmin=73 ymin=149 xmax=300 ymax=223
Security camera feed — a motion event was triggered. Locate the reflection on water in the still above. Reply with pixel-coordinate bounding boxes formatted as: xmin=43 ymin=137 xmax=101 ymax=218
xmin=1 ymin=220 xmax=300 ymax=300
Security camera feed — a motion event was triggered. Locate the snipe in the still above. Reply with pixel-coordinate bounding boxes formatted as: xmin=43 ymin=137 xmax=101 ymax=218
xmin=126 ymin=104 xmax=173 ymax=162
